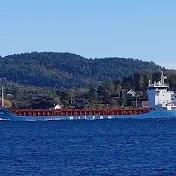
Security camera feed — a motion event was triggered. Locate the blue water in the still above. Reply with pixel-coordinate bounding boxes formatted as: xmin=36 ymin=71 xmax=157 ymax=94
xmin=0 ymin=119 xmax=176 ymax=176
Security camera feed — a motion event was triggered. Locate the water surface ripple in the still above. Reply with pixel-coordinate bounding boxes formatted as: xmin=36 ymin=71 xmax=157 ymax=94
xmin=0 ymin=119 xmax=176 ymax=175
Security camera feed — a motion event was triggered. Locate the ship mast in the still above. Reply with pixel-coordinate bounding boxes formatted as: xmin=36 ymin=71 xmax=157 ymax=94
xmin=1 ymin=85 xmax=4 ymax=107
xmin=160 ymin=71 xmax=167 ymax=85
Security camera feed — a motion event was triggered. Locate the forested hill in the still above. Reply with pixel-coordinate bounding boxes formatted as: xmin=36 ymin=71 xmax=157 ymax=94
xmin=0 ymin=52 xmax=163 ymax=88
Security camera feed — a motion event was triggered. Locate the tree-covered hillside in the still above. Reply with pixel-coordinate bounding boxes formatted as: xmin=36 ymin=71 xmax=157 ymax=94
xmin=0 ymin=52 xmax=163 ymax=88
xmin=2 ymin=70 xmax=176 ymax=109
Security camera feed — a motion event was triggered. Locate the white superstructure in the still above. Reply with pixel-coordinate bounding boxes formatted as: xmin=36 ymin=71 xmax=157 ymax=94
xmin=147 ymin=71 xmax=176 ymax=110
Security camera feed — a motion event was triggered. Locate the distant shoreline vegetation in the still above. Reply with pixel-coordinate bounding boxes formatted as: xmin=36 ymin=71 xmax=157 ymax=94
xmin=0 ymin=51 xmax=176 ymax=109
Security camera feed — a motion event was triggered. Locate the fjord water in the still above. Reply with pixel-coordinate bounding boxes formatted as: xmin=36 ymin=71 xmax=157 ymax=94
xmin=0 ymin=119 xmax=176 ymax=176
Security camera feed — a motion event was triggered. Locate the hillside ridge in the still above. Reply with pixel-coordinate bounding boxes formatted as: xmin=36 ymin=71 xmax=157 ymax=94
xmin=0 ymin=52 xmax=163 ymax=88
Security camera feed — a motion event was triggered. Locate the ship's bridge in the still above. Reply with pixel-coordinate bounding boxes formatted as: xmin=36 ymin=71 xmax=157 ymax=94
xmin=148 ymin=81 xmax=169 ymax=88
xmin=148 ymin=73 xmax=169 ymax=90
xmin=148 ymin=82 xmax=169 ymax=90
xmin=147 ymin=71 xmax=175 ymax=109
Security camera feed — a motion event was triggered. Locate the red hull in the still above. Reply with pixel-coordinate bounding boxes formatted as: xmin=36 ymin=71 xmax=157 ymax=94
xmin=11 ymin=108 xmax=153 ymax=116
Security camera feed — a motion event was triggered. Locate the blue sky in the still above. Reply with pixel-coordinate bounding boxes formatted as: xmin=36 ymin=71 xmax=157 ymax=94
xmin=0 ymin=0 xmax=176 ymax=69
